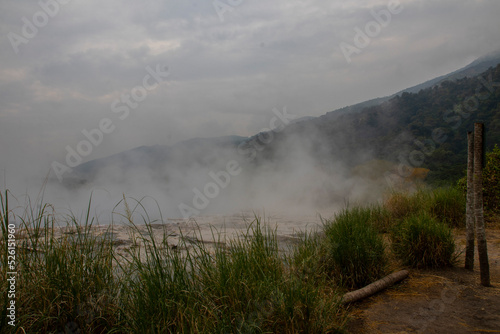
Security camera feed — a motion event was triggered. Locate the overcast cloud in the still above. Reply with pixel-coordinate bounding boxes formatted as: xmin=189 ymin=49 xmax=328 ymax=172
xmin=1 ymin=0 xmax=500 ymax=192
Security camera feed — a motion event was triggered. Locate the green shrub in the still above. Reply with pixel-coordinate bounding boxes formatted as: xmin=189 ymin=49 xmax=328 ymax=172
xmin=483 ymin=144 xmax=500 ymax=215
xmin=390 ymin=212 xmax=455 ymax=268
xmin=323 ymin=207 xmax=387 ymax=289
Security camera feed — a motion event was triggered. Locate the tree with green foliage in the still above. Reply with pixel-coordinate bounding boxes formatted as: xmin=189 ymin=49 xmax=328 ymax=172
xmin=483 ymin=144 xmax=500 ymax=215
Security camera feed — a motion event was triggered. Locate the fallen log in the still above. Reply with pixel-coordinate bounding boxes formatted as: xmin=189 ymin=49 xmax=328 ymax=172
xmin=342 ymin=270 xmax=409 ymax=304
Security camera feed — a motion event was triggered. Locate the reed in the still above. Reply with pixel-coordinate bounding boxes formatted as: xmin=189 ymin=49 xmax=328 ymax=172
xmin=1 ymin=194 xmax=346 ymax=333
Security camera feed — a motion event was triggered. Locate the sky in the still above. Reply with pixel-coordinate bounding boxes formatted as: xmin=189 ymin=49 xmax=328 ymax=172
xmin=1 ymin=0 xmax=500 ymax=191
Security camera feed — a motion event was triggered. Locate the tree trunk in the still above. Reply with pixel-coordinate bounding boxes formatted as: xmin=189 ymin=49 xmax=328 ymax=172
xmin=342 ymin=270 xmax=409 ymax=304
xmin=465 ymin=131 xmax=475 ymax=270
xmin=473 ymin=123 xmax=490 ymax=286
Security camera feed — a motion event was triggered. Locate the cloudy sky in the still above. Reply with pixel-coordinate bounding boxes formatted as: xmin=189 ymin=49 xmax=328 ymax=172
xmin=1 ymin=0 xmax=500 ymax=188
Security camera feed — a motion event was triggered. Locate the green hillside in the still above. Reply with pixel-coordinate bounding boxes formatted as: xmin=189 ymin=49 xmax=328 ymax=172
xmin=256 ymin=64 xmax=500 ymax=185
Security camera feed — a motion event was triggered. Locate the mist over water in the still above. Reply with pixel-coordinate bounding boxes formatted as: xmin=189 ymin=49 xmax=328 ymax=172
xmin=5 ymin=124 xmax=392 ymax=226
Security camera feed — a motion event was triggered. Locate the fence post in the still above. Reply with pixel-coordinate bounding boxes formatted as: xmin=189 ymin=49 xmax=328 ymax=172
xmin=473 ymin=123 xmax=490 ymax=286
xmin=465 ymin=131 xmax=474 ymax=270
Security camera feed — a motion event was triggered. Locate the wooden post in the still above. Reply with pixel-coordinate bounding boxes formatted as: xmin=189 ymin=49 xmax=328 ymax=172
xmin=465 ymin=132 xmax=475 ymax=270
xmin=473 ymin=123 xmax=490 ymax=286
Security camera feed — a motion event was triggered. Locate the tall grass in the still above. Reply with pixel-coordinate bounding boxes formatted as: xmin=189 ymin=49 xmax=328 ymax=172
xmin=383 ymin=187 xmax=465 ymax=228
xmin=390 ymin=212 xmax=456 ymax=268
xmin=1 ymin=194 xmax=347 ymax=333
xmin=426 ymin=187 xmax=466 ymax=228
xmin=0 ymin=191 xmax=11 ymax=331
xmin=323 ymin=207 xmax=387 ymax=289
xmin=0 ymin=194 xmax=121 ymax=333
xmin=118 ymin=199 xmax=347 ymax=333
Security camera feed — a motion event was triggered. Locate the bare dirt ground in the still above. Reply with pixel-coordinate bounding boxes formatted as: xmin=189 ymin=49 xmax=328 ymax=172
xmin=347 ymin=226 xmax=500 ymax=334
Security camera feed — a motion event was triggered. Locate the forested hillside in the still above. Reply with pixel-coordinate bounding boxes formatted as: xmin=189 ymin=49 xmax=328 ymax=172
xmin=253 ymin=64 xmax=500 ymax=185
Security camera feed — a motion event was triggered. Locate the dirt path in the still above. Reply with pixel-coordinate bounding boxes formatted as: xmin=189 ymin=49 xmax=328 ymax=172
xmin=347 ymin=228 xmax=500 ymax=333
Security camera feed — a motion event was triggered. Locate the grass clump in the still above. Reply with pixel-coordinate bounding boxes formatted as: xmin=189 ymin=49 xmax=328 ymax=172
xmin=114 ymin=197 xmax=202 ymax=333
xmin=323 ymin=207 xmax=387 ymax=289
xmin=390 ymin=212 xmax=456 ymax=268
xmin=281 ymin=230 xmax=347 ymax=333
xmin=196 ymin=222 xmax=285 ymax=332
xmin=384 ymin=190 xmax=423 ymax=220
xmin=0 ymin=194 xmax=121 ymax=333
xmin=426 ymin=187 xmax=465 ymax=228
xmin=383 ymin=187 xmax=465 ymax=228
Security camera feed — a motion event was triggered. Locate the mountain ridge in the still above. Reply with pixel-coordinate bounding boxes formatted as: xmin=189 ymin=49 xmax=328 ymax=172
xmin=322 ymin=49 xmax=500 ymax=121
xmin=62 ymin=52 xmax=500 ymax=187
